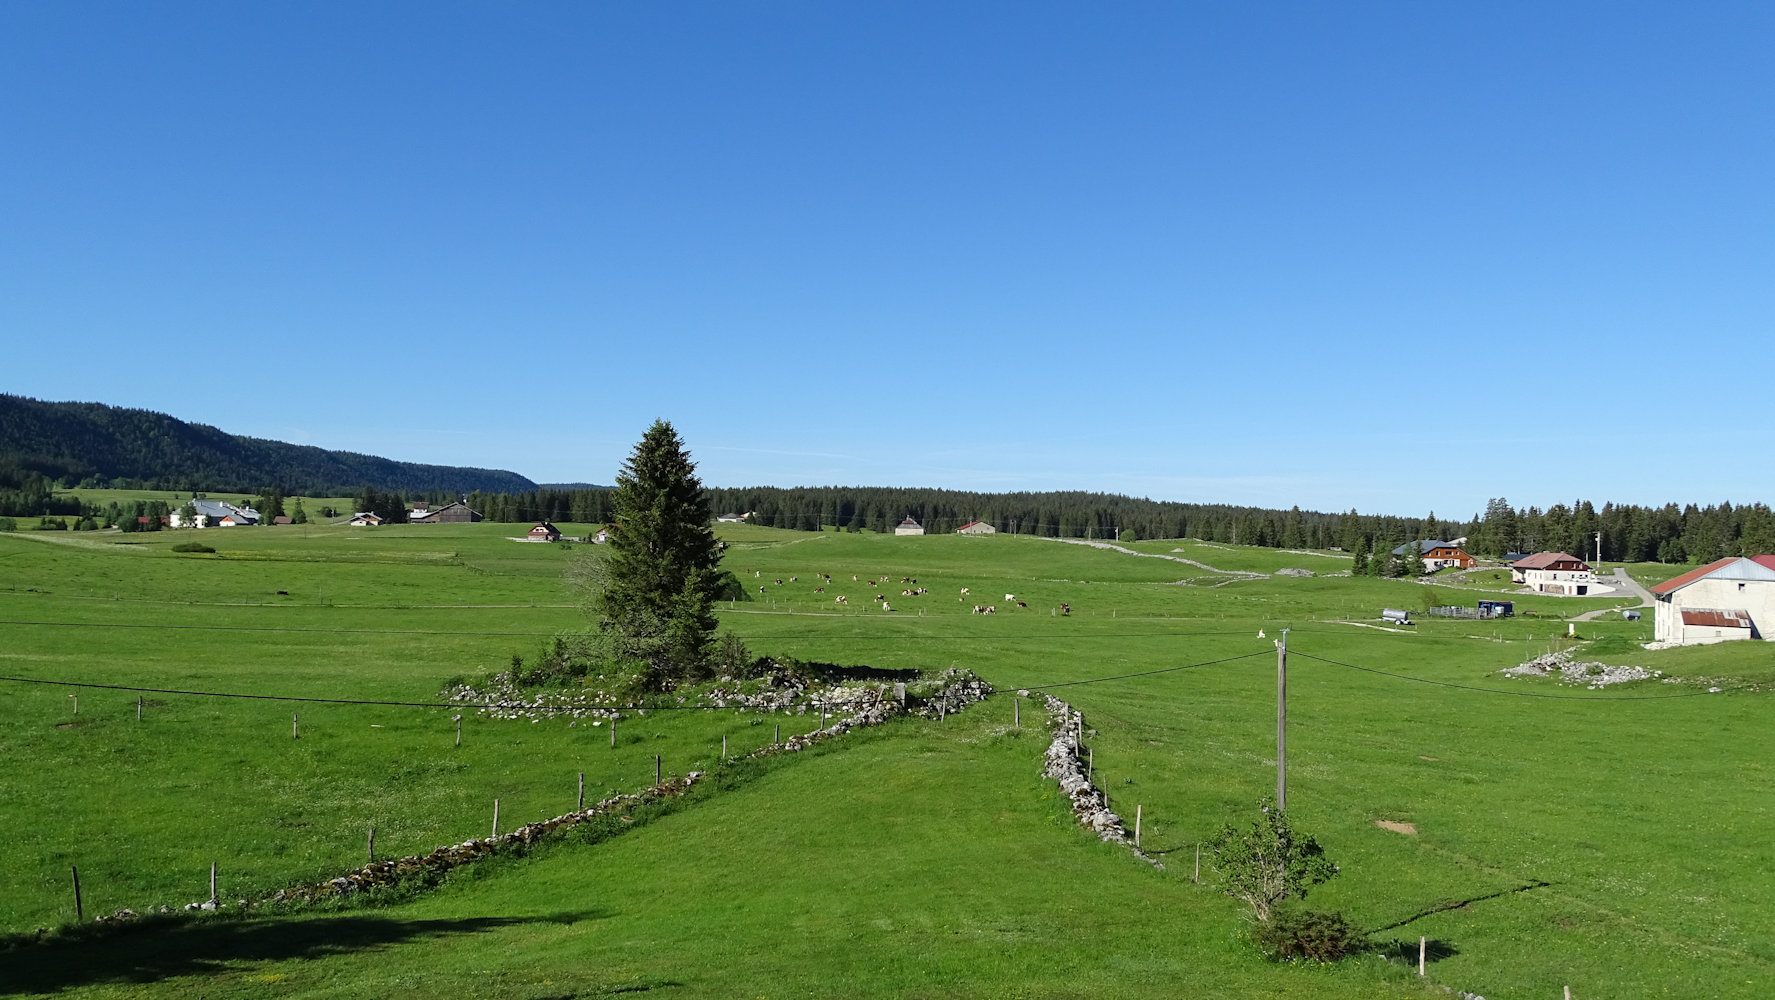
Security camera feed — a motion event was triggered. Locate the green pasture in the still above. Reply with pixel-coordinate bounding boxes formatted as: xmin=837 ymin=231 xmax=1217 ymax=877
xmin=0 ymin=525 xmax=1769 ymax=998
xmin=45 ymin=489 xmax=360 ymax=516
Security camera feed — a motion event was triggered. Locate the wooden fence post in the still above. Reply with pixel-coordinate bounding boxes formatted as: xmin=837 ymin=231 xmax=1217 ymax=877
xmin=610 ymin=717 xmax=616 ymax=747
xmin=1014 ymin=696 xmax=1019 ymax=729
xmin=137 ymin=695 xmax=143 ymax=722
xmin=292 ymin=713 xmax=298 ymax=739
xmin=492 ymin=798 xmax=500 ymax=838
xmin=368 ymin=825 xmax=375 ymax=862
xmin=722 ymin=734 xmax=728 ymax=759
xmin=578 ymin=772 xmax=585 ymax=810
xmin=209 ymin=861 xmax=217 ymax=903
xmin=1418 ymin=936 xmax=1425 ymax=976
xmin=456 ymin=716 xmax=462 ymax=747
xmin=655 ymin=755 xmax=662 ymax=784
xmin=1194 ymin=844 xmax=1200 ymax=883
xmin=1135 ymin=805 xmax=1142 ymax=848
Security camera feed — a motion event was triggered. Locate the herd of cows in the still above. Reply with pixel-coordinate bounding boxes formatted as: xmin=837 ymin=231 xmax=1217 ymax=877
xmin=750 ymin=569 xmax=1071 ymax=616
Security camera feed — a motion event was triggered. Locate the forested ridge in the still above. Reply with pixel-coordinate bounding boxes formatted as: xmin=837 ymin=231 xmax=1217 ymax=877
xmin=0 ymin=394 xmax=536 ymax=496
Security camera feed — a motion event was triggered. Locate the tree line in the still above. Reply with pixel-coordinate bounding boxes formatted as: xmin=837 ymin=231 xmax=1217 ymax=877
xmin=6 ymin=446 xmax=1771 ymax=565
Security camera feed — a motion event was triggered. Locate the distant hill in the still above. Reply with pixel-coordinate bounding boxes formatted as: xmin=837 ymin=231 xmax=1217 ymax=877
xmin=0 ymin=394 xmax=538 ymax=495
xmin=537 ymin=482 xmax=613 ymax=491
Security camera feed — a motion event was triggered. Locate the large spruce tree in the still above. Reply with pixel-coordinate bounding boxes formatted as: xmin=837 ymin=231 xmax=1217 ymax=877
xmin=599 ymin=420 xmax=723 ymax=687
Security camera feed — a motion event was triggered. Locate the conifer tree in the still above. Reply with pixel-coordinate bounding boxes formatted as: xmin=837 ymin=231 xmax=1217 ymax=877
xmin=598 ymin=421 xmax=724 ymax=688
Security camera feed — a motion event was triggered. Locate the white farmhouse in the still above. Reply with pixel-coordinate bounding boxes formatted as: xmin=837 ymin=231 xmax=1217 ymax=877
xmin=894 ymin=517 xmax=925 ymax=536
xmin=1650 ymin=556 xmax=1775 ymax=644
xmin=1510 ymin=552 xmax=1598 ymax=595
xmin=955 ymin=520 xmax=996 ymax=536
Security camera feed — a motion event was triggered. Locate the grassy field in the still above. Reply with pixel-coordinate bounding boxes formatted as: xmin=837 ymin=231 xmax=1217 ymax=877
xmin=43 ymin=489 xmax=361 ymax=517
xmin=1 ymin=525 xmax=1769 ymax=998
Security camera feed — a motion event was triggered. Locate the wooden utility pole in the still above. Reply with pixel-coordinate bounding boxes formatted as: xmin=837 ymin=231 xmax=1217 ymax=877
xmin=1276 ymin=629 xmax=1289 ymax=811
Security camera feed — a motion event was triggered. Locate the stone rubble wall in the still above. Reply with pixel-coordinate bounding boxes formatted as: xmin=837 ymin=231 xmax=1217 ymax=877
xmin=1036 ymin=693 xmax=1163 ymax=870
xmin=96 ymin=670 xmax=994 ymax=922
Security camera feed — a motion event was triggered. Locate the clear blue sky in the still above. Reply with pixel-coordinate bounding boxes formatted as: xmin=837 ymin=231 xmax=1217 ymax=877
xmin=3 ymin=3 xmax=1770 ymax=518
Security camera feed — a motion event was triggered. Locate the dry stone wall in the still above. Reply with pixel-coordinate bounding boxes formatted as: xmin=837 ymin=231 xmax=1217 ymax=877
xmin=1037 ymin=693 xmax=1163 ymax=870
xmin=94 ymin=670 xmax=994 ymax=922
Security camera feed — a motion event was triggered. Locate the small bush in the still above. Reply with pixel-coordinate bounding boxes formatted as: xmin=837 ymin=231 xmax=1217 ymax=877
xmin=171 ymin=542 xmax=215 ymax=554
xmin=1252 ymin=908 xmax=1367 ymax=962
xmin=0 ymin=517 xmax=14 ymax=532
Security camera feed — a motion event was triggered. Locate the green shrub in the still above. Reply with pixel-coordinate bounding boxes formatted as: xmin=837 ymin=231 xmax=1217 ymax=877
xmin=1252 ymin=908 xmax=1368 ymax=962
xmin=0 ymin=517 xmax=14 ymax=532
xmin=171 ymin=541 xmax=216 ymax=554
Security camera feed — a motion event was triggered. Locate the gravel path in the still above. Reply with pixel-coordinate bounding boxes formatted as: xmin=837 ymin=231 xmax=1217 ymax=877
xmin=1570 ymin=568 xmax=1656 ymax=622
xmin=1041 ymin=537 xmax=1267 ymax=580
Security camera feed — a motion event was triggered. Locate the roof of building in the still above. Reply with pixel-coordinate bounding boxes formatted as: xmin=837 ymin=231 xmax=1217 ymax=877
xmin=1391 ymin=540 xmax=1465 ymax=556
xmin=1680 ymin=609 xmax=1754 ymax=629
xmin=899 ymin=517 xmax=921 ymax=526
xmin=1651 ymin=556 xmax=1775 ymax=595
xmin=1512 ymin=552 xmax=1589 ymax=570
xmin=530 ymin=521 xmax=559 ymax=532
xmin=957 ymin=520 xmax=985 ymax=530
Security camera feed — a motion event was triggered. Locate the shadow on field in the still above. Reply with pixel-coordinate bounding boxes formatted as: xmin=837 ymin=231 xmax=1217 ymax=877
xmin=1375 ymin=936 xmax=1459 ymax=966
xmin=0 ymin=910 xmax=606 ymax=994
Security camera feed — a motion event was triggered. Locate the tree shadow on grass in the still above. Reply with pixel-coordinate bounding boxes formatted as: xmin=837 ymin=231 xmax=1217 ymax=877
xmin=1373 ymin=936 xmax=1460 ymax=966
xmin=0 ymin=909 xmax=607 ymax=995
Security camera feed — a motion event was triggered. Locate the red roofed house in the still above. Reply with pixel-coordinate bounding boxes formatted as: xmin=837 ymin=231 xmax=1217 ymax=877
xmin=1510 ymin=552 xmax=1596 ymax=595
xmin=1650 ymin=556 xmax=1775 ymax=644
xmin=955 ymin=520 xmax=996 ymax=536
xmin=527 ymin=521 xmax=561 ymax=542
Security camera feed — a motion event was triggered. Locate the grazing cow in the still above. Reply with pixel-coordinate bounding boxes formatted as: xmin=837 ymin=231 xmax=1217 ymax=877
xmin=814 ymin=586 xmax=825 ymax=593
xmin=758 ymin=585 xmax=766 ymax=594
xmin=1060 ymin=602 xmax=1071 ymax=616
xmin=972 ymin=605 xmax=985 ymax=614
xmin=985 ymin=605 xmax=997 ymax=614
xmin=775 ymin=579 xmax=783 ymax=585
xmin=835 ymin=595 xmax=848 ymax=604
xmin=875 ymin=594 xmax=886 ymax=601
xmin=1005 ymin=594 xmax=1015 ymax=602
xmin=960 ymin=587 xmax=970 ymax=596
xmin=881 ymin=602 xmax=893 ymax=611
xmin=790 ymin=576 xmax=797 ymax=582
xmin=1017 ymin=601 xmax=1027 ymax=608
xmin=754 ymin=570 xmax=760 ymax=577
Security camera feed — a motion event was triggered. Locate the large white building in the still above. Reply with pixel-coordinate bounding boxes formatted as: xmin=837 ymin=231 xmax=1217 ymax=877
xmin=169 ymin=499 xmax=260 ymax=528
xmin=1651 ymin=556 xmax=1775 ymax=645
xmin=894 ymin=517 xmax=925 ymax=536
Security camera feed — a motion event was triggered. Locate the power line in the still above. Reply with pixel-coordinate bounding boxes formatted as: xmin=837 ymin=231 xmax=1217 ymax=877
xmin=0 ymin=619 xmax=557 ymax=638
xmin=0 ymin=674 xmax=728 ymax=712
xmin=1290 ymin=650 xmax=1714 ymax=701
xmin=0 ymin=618 xmax=1280 ymax=642
xmin=1013 ymin=650 xmax=1271 ymax=691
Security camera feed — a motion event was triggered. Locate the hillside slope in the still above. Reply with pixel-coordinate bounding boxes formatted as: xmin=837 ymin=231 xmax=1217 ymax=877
xmin=0 ymin=394 xmax=536 ymax=494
